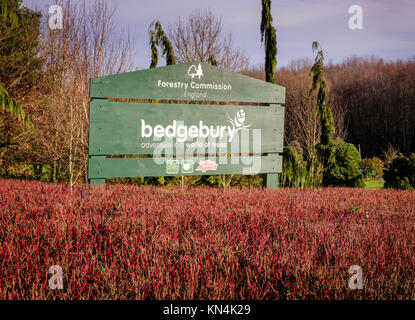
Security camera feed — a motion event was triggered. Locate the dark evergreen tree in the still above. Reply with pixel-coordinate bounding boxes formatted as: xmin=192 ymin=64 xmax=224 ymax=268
xmin=310 ymin=42 xmax=335 ymax=146
xmin=208 ymin=55 xmax=219 ymax=67
xmin=384 ymin=153 xmax=415 ymax=190
xmin=1 ymin=0 xmax=40 ymax=149
xmin=310 ymin=41 xmax=335 ymax=177
xmin=148 ymin=21 xmax=176 ymax=68
xmin=260 ymin=0 xmax=277 ymax=84
xmin=310 ymin=42 xmax=363 ymax=187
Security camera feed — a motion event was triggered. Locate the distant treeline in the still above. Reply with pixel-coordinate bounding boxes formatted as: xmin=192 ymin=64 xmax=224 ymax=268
xmin=245 ymin=56 xmax=415 ymax=158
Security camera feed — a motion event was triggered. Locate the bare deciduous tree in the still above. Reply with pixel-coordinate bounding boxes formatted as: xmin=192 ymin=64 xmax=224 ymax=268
xmin=30 ymin=0 xmax=134 ymax=184
xmin=168 ymin=9 xmax=249 ymax=72
xmin=246 ymin=59 xmax=347 ymax=165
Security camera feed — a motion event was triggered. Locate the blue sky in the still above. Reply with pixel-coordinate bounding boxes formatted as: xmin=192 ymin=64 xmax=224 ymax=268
xmin=23 ymin=0 xmax=415 ymax=70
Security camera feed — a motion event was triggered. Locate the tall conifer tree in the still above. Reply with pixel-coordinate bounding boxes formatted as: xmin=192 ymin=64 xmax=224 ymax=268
xmin=148 ymin=21 xmax=176 ymax=68
xmin=310 ymin=42 xmax=363 ymax=187
xmin=310 ymin=41 xmax=335 ymax=148
xmin=260 ymin=0 xmax=277 ymax=84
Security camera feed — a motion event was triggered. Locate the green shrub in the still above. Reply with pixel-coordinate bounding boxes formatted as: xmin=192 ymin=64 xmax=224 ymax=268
xmin=0 ymin=163 xmax=34 ymax=180
xmin=280 ymin=144 xmax=308 ymax=187
xmin=192 ymin=175 xmax=223 ymax=187
xmin=360 ymin=157 xmax=384 ymax=179
xmin=384 ymin=153 xmax=415 ymax=190
xmin=321 ymin=138 xmax=364 ymax=188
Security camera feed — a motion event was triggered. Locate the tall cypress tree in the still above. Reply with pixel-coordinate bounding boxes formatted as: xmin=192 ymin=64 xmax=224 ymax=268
xmin=260 ymin=0 xmax=277 ymax=84
xmin=310 ymin=42 xmax=363 ymax=187
xmin=309 ymin=41 xmax=335 ymax=184
xmin=310 ymin=41 xmax=335 ymax=147
xmin=148 ymin=21 xmax=176 ymax=68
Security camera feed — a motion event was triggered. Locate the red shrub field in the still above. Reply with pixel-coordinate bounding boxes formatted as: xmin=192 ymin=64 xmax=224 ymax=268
xmin=0 ymin=178 xmax=414 ymax=299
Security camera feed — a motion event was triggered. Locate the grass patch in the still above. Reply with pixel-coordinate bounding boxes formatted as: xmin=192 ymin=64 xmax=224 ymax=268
xmin=364 ymin=179 xmax=384 ymax=189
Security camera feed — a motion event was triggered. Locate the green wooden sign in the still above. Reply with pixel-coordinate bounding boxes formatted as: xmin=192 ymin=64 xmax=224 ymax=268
xmin=88 ymin=61 xmax=285 ymax=187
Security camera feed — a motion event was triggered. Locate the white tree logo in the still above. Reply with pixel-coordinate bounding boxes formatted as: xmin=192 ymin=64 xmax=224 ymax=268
xmin=187 ymin=63 xmax=203 ymax=79
xmin=227 ymin=109 xmax=252 ymax=142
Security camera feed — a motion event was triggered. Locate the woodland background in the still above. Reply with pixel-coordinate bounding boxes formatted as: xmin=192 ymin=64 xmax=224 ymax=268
xmin=1 ymin=0 xmax=414 ymax=185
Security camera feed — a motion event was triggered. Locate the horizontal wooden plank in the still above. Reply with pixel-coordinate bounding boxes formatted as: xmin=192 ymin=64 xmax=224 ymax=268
xmin=89 ymin=101 xmax=284 ymax=155
xmin=88 ymin=154 xmax=282 ymax=179
xmin=90 ymin=62 xmax=285 ymax=104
